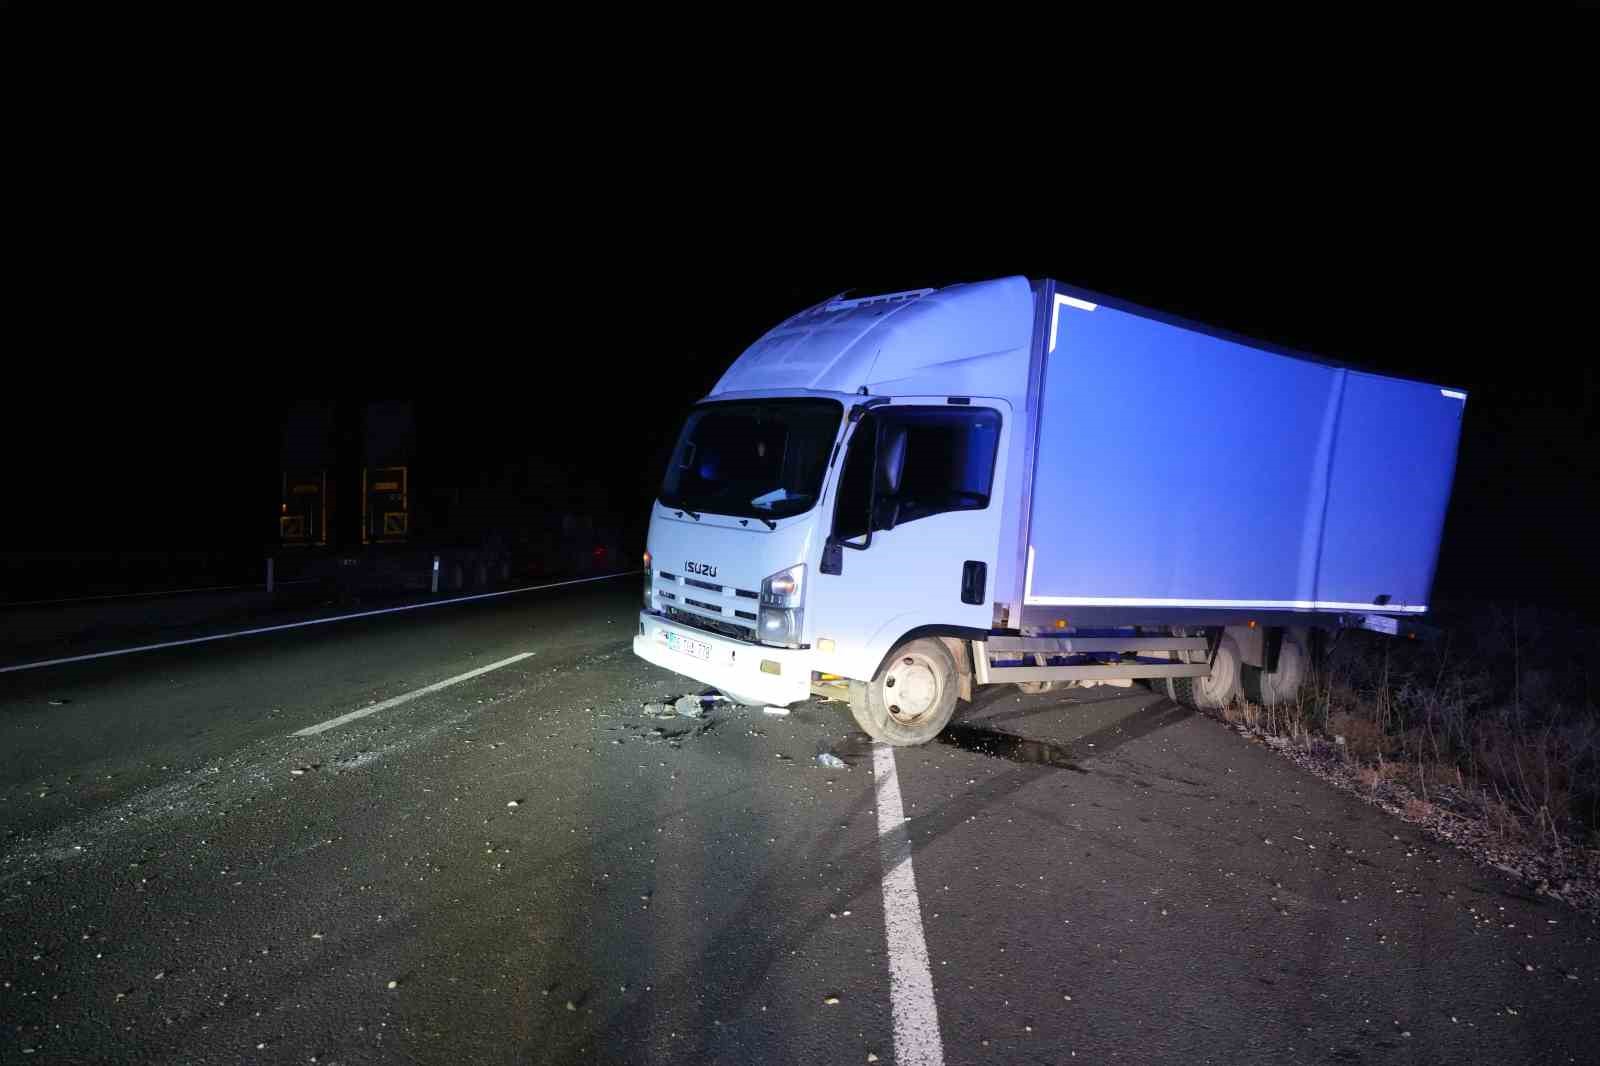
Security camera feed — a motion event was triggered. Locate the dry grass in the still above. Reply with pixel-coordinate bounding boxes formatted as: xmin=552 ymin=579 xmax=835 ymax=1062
xmin=1236 ymin=603 xmax=1600 ymax=839
xmin=1328 ymin=710 xmax=1387 ymax=760
xmin=1403 ymin=795 xmax=1436 ymax=821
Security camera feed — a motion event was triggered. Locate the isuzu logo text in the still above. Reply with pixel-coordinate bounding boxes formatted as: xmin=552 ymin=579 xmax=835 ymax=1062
xmin=685 ymin=561 xmax=718 ymax=578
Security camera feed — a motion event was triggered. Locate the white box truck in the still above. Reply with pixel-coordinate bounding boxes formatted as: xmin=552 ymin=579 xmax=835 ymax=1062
xmin=633 ymin=276 xmax=1466 ymax=745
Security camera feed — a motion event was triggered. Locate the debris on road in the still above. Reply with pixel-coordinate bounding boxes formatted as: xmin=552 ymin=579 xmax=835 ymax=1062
xmin=506 ymin=799 xmax=521 ymax=808
xmin=674 ymin=695 xmax=703 ymax=718
xmin=763 ymin=706 xmax=791 ymax=717
xmin=823 ymin=994 xmax=840 ymax=1005
xmin=817 ymin=753 xmax=846 ymax=769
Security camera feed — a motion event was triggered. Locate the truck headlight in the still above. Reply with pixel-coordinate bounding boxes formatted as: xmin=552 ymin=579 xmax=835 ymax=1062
xmin=760 ymin=563 xmax=804 ymax=607
xmin=758 ymin=606 xmax=803 ymax=645
xmin=759 ymin=564 xmax=804 ymax=646
xmin=643 ymin=550 xmax=654 ymax=609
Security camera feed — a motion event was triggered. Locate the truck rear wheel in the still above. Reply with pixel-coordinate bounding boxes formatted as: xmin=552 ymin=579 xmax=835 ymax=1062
xmin=849 ymin=638 xmax=959 ymax=747
xmin=1167 ymin=632 xmax=1242 ymax=710
xmin=1259 ymin=633 xmax=1307 ymax=706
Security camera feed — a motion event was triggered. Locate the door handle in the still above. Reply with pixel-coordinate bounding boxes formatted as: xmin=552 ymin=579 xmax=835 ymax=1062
xmin=961 ymin=560 xmax=986 ymax=605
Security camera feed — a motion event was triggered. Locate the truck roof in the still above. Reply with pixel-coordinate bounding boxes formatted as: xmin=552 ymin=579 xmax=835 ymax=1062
xmin=1043 ymin=279 xmax=1465 ymax=395
xmin=709 ymin=276 xmax=1036 ymax=403
xmin=710 ymin=276 xmax=1465 ymax=400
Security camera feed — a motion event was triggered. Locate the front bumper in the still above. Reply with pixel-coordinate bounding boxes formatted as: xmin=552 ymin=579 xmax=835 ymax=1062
xmin=632 ymin=612 xmax=811 ymax=706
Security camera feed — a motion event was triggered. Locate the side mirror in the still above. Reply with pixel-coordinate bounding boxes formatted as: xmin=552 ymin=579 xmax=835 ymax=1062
xmin=873 ymin=497 xmax=901 ymax=532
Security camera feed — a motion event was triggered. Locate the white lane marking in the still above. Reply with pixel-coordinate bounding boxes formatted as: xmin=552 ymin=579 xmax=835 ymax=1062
xmin=292 ymin=651 xmax=535 ymax=736
xmin=873 ymin=742 xmax=945 ymax=1066
xmin=0 ymin=571 xmax=639 ymax=674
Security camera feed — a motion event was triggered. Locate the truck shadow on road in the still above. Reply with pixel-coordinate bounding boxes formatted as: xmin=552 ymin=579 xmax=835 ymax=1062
xmin=941 ymin=689 xmax=1193 ymax=772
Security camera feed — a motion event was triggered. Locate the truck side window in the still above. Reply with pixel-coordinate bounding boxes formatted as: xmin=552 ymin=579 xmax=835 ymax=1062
xmin=832 ymin=412 xmax=877 ymax=543
xmin=875 ymin=407 xmax=1000 ymax=529
xmin=832 ymin=407 xmax=1002 ymax=541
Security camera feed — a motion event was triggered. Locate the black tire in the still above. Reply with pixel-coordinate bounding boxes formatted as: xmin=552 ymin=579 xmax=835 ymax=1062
xmin=1167 ymin=632 xmax=1242 ymax=710
xmin=1260 ymin=634 xmax=1307 ymax=707
xmin=849 ymin=638 xmax=960 ymax=746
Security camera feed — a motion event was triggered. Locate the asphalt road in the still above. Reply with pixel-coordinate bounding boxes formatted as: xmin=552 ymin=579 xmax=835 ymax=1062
xmin=2 ymin=580 xmax=1597 ymax=1064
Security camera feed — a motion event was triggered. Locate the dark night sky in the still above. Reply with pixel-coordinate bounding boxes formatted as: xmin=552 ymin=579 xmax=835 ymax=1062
xmin=3 ymin=172 xmax=1593 ymax=611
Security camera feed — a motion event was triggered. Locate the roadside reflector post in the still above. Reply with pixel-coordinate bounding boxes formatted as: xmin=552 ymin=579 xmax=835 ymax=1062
xmin=432 ymin=555 xmax=440 ymax=594
xmin=266 ymin=556 xmax=274 ymax=593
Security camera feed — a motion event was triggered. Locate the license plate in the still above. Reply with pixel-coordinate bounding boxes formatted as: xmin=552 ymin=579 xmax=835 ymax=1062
xmin=665 ymin=632 xmax=712 ymax=662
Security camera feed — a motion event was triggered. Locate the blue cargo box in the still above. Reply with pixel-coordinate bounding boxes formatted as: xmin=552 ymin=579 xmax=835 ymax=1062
xmin=1024 ymin=290 xmax=1466 ymax=617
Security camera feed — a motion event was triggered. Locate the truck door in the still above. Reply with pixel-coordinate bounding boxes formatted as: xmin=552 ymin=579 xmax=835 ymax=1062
xmin=810 ymin=397 xmax=1011 ymax=683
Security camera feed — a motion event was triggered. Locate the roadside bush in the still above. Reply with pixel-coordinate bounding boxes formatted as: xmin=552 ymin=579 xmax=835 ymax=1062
xmin=1281 ymin=603 xmax=1600 ymax=833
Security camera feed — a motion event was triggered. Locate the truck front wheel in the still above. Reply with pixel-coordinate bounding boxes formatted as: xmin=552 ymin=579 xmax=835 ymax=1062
xmin=849 ymin=638 xmax=959 ymax=746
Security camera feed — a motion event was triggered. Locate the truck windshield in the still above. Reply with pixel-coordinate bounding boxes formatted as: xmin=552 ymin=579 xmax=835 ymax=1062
xmin=660 ymin=398 xmax=843 ymax=521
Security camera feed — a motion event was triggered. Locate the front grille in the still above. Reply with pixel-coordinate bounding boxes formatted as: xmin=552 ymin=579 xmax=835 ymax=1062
xmin=734 ymin=609 xmax=757 ymax=621
xmin=685 ymin=597 xmax=723 ymax=613
xmin=668 ymin=606 xmax=755 ymax=643
xmin=657 ymin=571 xmax=678 ymax=582
xmin=675 ymin=574 xmax=759 ymax=600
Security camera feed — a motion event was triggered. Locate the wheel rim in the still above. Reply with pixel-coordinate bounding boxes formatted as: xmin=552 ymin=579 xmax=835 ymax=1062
xmin=882 ymin=653 xmax=941 ymax=724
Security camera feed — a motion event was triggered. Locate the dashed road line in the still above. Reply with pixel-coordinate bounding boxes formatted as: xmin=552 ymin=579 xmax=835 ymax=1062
xmin=291 ymin=652 xmax=535 ymax=736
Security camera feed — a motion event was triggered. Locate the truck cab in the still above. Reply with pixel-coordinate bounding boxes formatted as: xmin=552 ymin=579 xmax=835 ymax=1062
xmin=634 ymin=279 xmax=1035 ymax=741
